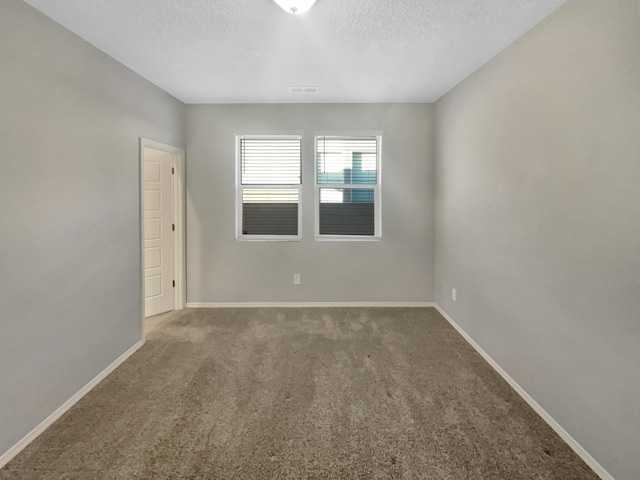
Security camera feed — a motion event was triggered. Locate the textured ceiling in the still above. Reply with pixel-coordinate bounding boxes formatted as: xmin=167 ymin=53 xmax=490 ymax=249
xmin=21 ymin=0 xmax=567 ymax=104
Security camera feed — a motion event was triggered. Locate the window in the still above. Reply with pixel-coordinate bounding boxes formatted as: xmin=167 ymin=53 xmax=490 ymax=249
xmin=315 ymin=135 xmax=381 ymax=239
xmin=236 ymin=135 xmax=302 ymax=240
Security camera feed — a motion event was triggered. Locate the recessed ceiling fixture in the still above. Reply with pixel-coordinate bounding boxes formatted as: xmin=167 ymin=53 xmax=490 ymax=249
xmin=273 ymin=0 xmax=317 ymax=15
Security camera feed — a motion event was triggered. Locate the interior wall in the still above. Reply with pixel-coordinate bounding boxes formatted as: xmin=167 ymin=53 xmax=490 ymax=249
xmin=434 ymin=1 xmax=640 ymax=478
xmin=0 ymin=0 xmax=184 ymax=458
xmin=186 ymin=104 xmax=435 ymax=303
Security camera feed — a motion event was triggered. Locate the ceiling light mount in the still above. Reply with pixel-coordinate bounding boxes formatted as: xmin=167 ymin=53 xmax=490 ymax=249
xmin=273 ymin=0 xmax=317 ymax=15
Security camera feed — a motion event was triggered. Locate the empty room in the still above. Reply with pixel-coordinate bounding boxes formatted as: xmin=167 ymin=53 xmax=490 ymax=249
xmin=1 ymin=0 xmax=638 ymax=479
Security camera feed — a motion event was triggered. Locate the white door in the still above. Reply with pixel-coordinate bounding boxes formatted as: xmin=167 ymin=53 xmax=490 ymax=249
xmin=143 ymin=148 xmax=174 ymax=317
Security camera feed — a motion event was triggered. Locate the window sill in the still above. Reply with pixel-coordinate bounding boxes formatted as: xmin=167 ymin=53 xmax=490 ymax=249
xmin=315 ymin=235 xmax=381 ymax=242
xmin=236 ymin=236 xmax=302 ymax=242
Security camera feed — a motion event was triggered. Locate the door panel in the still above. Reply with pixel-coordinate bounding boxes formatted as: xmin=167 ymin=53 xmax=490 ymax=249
xmin=144 ymin=218 xmax=161 ymax=239
xmin=144 ymin=149 xmax=174 ymax=317
xmin=144 ymin=247 xmax=161 ymax=268
xmin=145 ymin=275 xmax=162 ymax=298
xmin=144 ymin=190 xmax=161 ymax=211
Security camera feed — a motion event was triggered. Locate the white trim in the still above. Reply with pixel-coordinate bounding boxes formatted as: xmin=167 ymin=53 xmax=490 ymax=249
xmin=314 ymin=235 xmax=382 ymax=242
xmin=315 ymin=130 xmax=384 ymax=137
xmin=187 ymin=302 xmax=435 ymax=308
xmin=171 ymin=147 xmax=187 ymax=311
xmin=0 ymin=340 xmax=144 ymax=470
xmin=139 ymin=138 xmax=187 ymax=336
xmin=236 ymin=237 xmax=302 ymax=242
xmin=234 ymin=130 xmax=303 ymax=137
xmin=235 ymin=134 xmax=303 ymax=241
xmin=314 ymin=133 xmax=382 ymax=240
xmin=1 ymin=306 xmax=611 ymax=479
xmin=433 ymin=304 xmax=614 ymax=480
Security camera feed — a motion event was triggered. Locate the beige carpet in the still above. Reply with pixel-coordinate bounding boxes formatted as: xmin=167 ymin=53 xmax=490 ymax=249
xmin=1 ymin=308 xmax=599 ymax=479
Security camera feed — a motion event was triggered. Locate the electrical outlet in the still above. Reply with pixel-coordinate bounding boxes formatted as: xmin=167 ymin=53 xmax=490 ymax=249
xmin=452 ymin=288 xmax=457 ymax=302
xmin=293 ymin=274 xmax=301 ymax=285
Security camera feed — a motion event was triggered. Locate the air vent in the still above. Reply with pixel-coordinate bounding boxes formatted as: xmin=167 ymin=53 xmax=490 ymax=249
xmin=288 ymin=86 xmax=319 ymax=95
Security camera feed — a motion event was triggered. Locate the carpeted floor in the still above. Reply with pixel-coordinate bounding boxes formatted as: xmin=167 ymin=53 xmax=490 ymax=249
xmin=1 ymin=308 xmax=599 ymax=479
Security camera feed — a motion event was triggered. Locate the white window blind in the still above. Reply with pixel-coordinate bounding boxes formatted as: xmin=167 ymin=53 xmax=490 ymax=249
xmin=315 ymin=135 xmax=381 ymax=238
xmin=237 ymin=135 xmax=302 ymax=240
xmin=241 ymin=137 xmax=301 ymax=185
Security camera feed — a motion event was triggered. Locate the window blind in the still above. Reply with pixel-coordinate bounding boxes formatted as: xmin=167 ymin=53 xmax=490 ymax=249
xmin=316 ymin=135 xmax=380 ymax=237
xmin=237 ymin=136 xmax=302 ymax=239
xmin=316 ymin=136 xmax=378 ymax=185
xmin=241 ymin=137 xmax=301 ymax=185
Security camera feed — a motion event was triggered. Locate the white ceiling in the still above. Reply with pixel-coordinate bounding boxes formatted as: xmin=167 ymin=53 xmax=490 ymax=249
xmin=21 ymin=0 xmax=567 ymax=104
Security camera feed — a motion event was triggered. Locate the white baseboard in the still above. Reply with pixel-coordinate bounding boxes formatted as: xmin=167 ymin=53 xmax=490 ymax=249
xmin=4 ymin=308 xmax=611 ymax=479
xmin=186 ymin=302 xmax=435 ymax=308
xmin=0 ymin=339 xmax=145 ymax=470
xmin=433 ymin=304 xmax=614 ymax=480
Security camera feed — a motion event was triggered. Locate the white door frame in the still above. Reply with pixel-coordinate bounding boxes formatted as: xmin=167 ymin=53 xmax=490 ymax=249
xmin=139 ymin=138 xmax=186 ymax=336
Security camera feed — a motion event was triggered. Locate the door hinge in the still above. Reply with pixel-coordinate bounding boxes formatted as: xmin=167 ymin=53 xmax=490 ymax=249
xmin=172 ymin=280 xmax=175 ymax=288
xmin=172 ymin=167 xmax=175 ymax=174
xmin=172 ymin=223 xmax=175 ymax=231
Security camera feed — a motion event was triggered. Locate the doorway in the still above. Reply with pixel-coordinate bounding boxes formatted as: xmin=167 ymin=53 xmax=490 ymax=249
xmin=139 ymin=139 xmax=185 ymax=329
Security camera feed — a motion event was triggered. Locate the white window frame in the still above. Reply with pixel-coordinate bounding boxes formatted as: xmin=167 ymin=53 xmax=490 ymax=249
xmin=314 ymin=132 xmax=382 ymax=241
xmin=235 ymin=133 xmax=302 ymax=242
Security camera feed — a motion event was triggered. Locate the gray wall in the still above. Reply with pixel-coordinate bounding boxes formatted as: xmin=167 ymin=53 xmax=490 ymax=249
xmin=0 ymin=0 xmax=184 ymax=457
xmin=186 ymin=104 xmax=435 ymax=303
xmin=434 ymin=1 xmax=640 ymax=478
